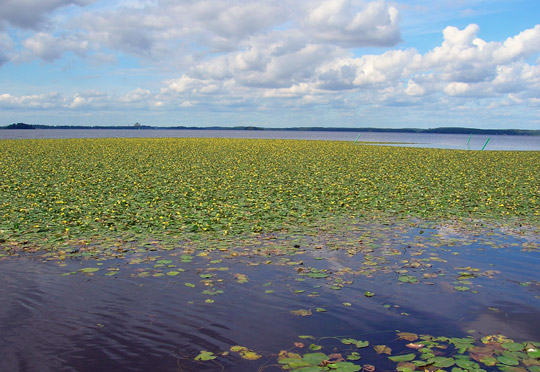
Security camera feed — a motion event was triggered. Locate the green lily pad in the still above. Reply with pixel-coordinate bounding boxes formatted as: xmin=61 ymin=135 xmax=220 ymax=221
xmin=301 ymin=352 xmax=327 ymax=365
xmin=327 ymin=361 xmax=361 ymax=371
xmin=455 ymin=359 xmax=479 ymax=369
xmin=389 ymin=354 xmax=416 ymax=362
xmin=497 ymin=356 xmax=519 ymax=366
xmin=194 ymin=351 xmax=216 ymax=361
xmin=79 ymin=267 xmax=99 ymax=273
xmin=398 ymin=275 xmax=418 ymax=284
xmin=479 ymin=357 xmax=497 ymax=366
xmin=502 ymin=343 xmax=524 ymax=352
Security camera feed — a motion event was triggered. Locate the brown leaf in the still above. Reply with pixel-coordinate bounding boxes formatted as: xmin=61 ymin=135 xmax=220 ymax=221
xmin=294 ymin=342 xmax=305 ymax=348
xmin=374 ymin=345 xmax=392 ymax=355
xmin=328 ymin=353 xmax=345 ymax=362
xmin=523 ymin=359 xmax=540 ymax=367
xmin=363 ymin=364 xmax=375 ymax=372
xmin=397 ymin=362 xmax=416 ymax=371
xmin=290 ymin=309 xmax=312 ymax=316
xmin=397 ymin=332 xmax=419 ymax=342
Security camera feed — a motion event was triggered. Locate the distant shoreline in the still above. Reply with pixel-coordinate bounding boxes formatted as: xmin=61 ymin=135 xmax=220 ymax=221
xmin=2 ymin=122 xmax=539 ymax=136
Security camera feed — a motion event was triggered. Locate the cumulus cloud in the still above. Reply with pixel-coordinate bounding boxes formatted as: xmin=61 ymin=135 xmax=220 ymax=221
xmin=416 ymin=24 xmax=540 ymax=84
xmin=12 ymin=0 xmax=403 ymax=63
xmin=315 ymin=49 xmax=417 ymax=90
xmin=304 ymin=0 xmax=401 ymax=47
xmin=1 ymin=0 xmax=539 ymax=127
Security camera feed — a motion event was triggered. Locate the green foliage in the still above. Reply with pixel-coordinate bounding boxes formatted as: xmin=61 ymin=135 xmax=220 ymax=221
xmin=0 ymin=138 xmax=538 ymax=251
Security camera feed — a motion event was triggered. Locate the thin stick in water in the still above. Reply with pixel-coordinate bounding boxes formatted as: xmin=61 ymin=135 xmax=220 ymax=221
xmin=481 ymin=138 xmax=491 ymax=151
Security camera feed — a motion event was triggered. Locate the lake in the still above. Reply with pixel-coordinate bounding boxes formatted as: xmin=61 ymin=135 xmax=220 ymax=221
xmin=1 ymin=133 xmax=539 ymax=372
xmin=0 ymin=129 xmax=539 ymax=151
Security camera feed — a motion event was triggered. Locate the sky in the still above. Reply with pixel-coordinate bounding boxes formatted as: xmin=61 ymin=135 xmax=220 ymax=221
xmin=0 ymin=0 xmax=539 ymax=129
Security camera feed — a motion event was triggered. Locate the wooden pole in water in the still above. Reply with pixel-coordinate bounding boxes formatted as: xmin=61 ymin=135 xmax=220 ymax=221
xmin=481 ymin=138 xmax=491 ymax=151
xmin=467 ymin=134 xmax=472 ymax=150
xmin=354 ymin=133 xmax=361 ymax=143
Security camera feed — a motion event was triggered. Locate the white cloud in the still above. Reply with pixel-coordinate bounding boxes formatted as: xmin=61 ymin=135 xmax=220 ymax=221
xmin=315 ymin=49 xmax=417 ymax=90
xmin=67 ymin=91 xmax=109 ymax=109
xmin=405 ymin=79 xmax=426 ymax=96
xmin=19 ymin=32 xmax=89 ymax=62
xmin=304 ymin=0 xmax=401 ymax=47
xmin=11 ymin=0 xmax=404 ymax=64
xmin=1 ymin=0 xmax=539 ymax=129
xmin=120 ymin=88 xmax=151 ymax=103
xmin=495 ymin=25 xmax=540 ymax=63
xmin=0 ymin=92 xmax=64 ymax=108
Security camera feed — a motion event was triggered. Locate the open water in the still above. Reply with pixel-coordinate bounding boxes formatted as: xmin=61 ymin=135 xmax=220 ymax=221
xmin=0 ymin=129 xmax=538 ymax=151
xmin=1 ymin=221 xmax=539 ymax=372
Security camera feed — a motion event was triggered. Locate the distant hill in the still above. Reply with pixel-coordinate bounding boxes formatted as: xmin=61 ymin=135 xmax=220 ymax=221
xmin=2 ymin=123 xmax=539 ymax=136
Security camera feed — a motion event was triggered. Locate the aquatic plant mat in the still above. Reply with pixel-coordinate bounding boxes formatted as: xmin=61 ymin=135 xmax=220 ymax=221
xmin=0 ymin=138 xmax=539 ymax=372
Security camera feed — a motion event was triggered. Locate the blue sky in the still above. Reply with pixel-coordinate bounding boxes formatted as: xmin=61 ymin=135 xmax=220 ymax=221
xmin=1 ymin=0 xmax=539 ymax=129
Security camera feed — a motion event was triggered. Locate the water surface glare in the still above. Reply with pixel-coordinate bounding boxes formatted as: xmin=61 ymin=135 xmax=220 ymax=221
xmin=0 ymin=222 xmax=539 ymax=371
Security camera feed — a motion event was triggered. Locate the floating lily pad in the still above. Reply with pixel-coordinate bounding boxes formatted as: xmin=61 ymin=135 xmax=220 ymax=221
xmin=389 ymin=354 xmax=416 ymax=362
xmin=194 ymin=351 xmax=216 ymax=361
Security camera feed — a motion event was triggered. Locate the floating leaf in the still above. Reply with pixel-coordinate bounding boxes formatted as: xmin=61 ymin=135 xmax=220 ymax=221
xmin=234 ymin=273 xmax=249 ymax=283
xmin=479 ymin=357 xmax=498 ymax=366
xmin=79 ymin=267 xmax=99 ymax=273
xmin=430 ymin=357 xmax=455 ymax=368
xmin=455 ymin=359 xmax=479 ymax=369
xmin=194 ymin=351 xmax=216 ymax=361
xmin=374 ymin=345 xmax=392 ymax=355
xmin=291 ymin=309 xmax=312 ymax=316
xmin=398 ymin=275 xmax=418 ymax=284
xmin=398 ymin=332 xmax=419 ymax=342
xmin=497 ymin=356 xmax=519 ymax=366
xmin=502 ymin=343 xmax=524 ymax=352
xmin=229 ymin=346 xmax=262 ymax=360
xmin=327 ymin=361 xmax=361 ymax=371
xmin=301 ymin=353 xmax=327 ymax=365
xmin=389 ymin=354 xmax=416 ymax=362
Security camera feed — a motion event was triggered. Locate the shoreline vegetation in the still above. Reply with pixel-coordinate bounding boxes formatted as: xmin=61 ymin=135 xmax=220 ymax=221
xmin=2 ymin=122 xmax=540 ymax=136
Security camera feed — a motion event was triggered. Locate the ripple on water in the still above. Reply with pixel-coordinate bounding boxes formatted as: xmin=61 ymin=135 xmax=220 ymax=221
xmin=0 ymin=223 xmax=539 ymax=372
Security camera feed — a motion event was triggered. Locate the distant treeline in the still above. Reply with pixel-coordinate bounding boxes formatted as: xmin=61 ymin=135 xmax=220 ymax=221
xmin=2 ymin=122 xmax=539 ymax=136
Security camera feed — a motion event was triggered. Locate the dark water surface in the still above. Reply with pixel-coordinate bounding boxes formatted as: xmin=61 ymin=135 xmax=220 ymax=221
xmin=0 ymin=129 xmax=539 ymax=151
xmin=1 ymin=221 xmax=539 ymax=372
